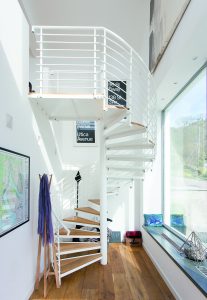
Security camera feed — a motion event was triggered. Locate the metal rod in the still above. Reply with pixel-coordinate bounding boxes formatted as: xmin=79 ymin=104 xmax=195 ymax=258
xmin=36 ymin=41 xmax=98 ymax=44
xmin=94 ymin=28 xmax=97 ymax=97
xmin=103 ymin=29 xmax=107 ymax=109
xmin=39 ymin=27 xmax=43 ymax=95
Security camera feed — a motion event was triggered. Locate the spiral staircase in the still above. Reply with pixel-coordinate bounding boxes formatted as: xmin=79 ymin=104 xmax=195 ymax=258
xmin=29 ymin=26 xmax=157 ymax=287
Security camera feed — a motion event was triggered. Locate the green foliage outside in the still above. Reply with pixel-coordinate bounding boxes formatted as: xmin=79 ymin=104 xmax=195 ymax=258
xmin=170 ymin=118 xmax=207 ymax=181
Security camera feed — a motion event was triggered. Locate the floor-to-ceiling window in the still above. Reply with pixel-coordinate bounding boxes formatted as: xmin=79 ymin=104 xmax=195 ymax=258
xmin=163 ymin=67 xmax=207 ymax=238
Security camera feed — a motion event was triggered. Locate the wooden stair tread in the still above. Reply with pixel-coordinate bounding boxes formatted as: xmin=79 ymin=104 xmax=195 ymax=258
xmin=75 ymin=207 xmax=100 ymax=216
xmin=131 ymin=121 xmax=145 ymax=128
xmin=58 ymin=242 xmax=100 ymax=253
xmin=106 ymin=105 xmax=129 ymax=110
xmin=88 ymin=199 xmax=100 ymax=205
xmin=105 ymin=122 xmax=147 ymax=139
xmin=59 ymin=228 xmax=100 ymax=236
xmin=60 ymin=254 xmax=102 ymax=274
xmin=63 ymin=216 xmax=100 ymax=226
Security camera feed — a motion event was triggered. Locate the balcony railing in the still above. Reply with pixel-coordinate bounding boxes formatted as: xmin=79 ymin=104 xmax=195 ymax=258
xmin=32 ymin=26 xmax=157 ymax=152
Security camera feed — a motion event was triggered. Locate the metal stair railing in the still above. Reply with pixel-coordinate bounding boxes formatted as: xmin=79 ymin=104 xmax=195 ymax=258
xmin=32 ymin=26 xmax=157 ymax=178
xmin=32 ymin=26 xmax=157 ymax=152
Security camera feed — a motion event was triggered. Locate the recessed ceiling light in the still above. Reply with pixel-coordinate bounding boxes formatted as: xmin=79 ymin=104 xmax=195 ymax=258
xmin=192 ymin=56 xmax=198 ymax=61
xmin=173 ymin=82 xmax=178 ymax=85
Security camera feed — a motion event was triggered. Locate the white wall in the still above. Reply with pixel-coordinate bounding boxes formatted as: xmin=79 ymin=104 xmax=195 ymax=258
xmin=154 ymin=0 xmax=207 ymax=109
xmin=107 ymin=180 xmax=142 ymax=241
xmin=47 ymin=120 xmax=101 ymax=216
xmin=51 ymin=120 xmax=100 ymax=169
xmin=143 ymin=113 xmax=162 ymax=215
xmin=21 ymin=0 xmax=150 ymax=64
xmin=141 ymin=2 xmax=207 ymax=298
xmin=0 ymin=1 xmax=49 ymax=300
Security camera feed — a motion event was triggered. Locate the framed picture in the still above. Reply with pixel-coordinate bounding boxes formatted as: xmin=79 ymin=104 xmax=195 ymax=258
xmin=74 ymin=121 xmax=97 ymax=147
xmin=108 ymin=81 xmax=127 ymax=107
xmin=149 ymin=0 xmax=191 ymax=72
xmin=0 ymin=147 xmax=30 ymax=238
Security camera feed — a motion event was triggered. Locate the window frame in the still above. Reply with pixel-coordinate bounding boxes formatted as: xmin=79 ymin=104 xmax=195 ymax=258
xmin=162 ymin=63 xmax=207 ymax=238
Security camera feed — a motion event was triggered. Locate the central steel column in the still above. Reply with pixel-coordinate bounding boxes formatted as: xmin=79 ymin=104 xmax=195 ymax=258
xmin=99 ymin=121 xmax=108 ymax=265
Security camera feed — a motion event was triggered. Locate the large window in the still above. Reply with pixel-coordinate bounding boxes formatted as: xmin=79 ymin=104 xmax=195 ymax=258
xmin=163 ymin=68 xmax=207 ymax=237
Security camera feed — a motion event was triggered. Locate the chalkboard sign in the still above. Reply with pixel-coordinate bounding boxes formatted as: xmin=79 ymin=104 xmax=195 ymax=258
xmin=108 ymin=81 xmax=127 ymax=107
xmin=76 ymin=121 xmax=95 ymax=144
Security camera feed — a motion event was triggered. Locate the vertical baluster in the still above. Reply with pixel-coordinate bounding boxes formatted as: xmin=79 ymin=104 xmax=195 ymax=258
xmin=57 ymin=224 xmax=61 ymax=286
xmin=40 ymin=27 xmax=43 ymax=96
xmin=100 ymin=121 xmax=107 ymax=265
xmin=103 ymin=29 xmax=107 ymax=110
xmin=94 ymin=28 xmax=97 ymax=98
xmin=129 ymin=48 xmax=133 ymax=124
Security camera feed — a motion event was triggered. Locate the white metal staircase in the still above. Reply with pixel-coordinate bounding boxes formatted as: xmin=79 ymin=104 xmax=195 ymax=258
xmin=30 ymin=26 xmax=157 ymax=287
xmin=52 ymin=197 xmax=101 ymax=285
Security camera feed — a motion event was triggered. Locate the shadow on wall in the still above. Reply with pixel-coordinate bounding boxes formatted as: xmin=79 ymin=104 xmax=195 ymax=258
xmin=51 ymin=162 xmax=100 ymax=220
xmin=107 ymin=182 xmax=135 ymax=241
xmin=0 ymin=40 xmax=50 ymax=300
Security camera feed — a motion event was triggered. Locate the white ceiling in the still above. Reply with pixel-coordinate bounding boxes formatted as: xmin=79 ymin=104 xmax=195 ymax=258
xmin=153 ymin=0 xmax=207 ymax=110
xmin=19 ymin=0 xmax=150 ymax=61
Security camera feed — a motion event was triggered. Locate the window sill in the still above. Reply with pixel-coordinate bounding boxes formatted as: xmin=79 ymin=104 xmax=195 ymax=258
xmin=143 ymin=226 xmax=207 ymax=297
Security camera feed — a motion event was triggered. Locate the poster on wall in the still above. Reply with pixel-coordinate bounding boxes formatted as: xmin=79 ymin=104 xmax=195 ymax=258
xmin=76 ymin=121 xmax=96 ymax=144
xmin=108 ymin=81 xmax=127 ymax=107
xmin=0 ymin=147 xmax=30 ymax=238
xmin=149 ymin=0 xmax=191 ymax=72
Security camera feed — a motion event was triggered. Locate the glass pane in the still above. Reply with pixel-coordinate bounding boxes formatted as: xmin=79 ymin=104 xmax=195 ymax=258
xmin=164 ymin=68 xmax=207 ymax=238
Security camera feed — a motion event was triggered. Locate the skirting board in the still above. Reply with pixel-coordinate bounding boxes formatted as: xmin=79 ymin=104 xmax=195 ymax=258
xmin=25 ymin=284 xmax=36 ymax=300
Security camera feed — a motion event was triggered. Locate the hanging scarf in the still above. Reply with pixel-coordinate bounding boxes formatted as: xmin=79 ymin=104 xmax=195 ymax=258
xmin=37 ymin=174 xmax=54 ymax=244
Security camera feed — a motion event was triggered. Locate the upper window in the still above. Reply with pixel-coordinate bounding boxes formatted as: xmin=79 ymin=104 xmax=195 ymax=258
xmin=163 ymin=68 xmax=207 ymax=237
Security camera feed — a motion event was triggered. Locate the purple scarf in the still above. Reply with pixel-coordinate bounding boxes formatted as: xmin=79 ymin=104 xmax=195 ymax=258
xmin=37 ymin=174 xmax=54 ymax=244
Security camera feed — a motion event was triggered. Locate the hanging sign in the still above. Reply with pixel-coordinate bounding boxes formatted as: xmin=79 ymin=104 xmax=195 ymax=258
xmin=76 ymin=121 xmax=95 ymax=144
xmin=108 ymin=81 xmax=127 ymax=107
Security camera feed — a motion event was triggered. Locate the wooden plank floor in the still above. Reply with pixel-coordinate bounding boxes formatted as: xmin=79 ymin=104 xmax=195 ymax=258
xmin=30 ymin=243 xmax=175 ymax=300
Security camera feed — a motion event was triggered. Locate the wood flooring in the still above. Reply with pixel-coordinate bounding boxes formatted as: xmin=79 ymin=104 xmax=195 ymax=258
xmin=30 ymin=243 xmax=175 ymax=300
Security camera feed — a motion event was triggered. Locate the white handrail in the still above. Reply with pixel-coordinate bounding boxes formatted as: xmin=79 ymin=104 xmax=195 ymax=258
xmin=32 ymin=26 xmax=157 ymax=157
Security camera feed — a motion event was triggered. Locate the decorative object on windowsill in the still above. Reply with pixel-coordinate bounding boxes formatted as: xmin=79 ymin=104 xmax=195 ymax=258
xmin=170 ymin=214 xmax=184 ymax=227
xmin=179 ymin=231 xmax=207 ymax=262
xmin=144 ymin=214 xmax=163 ymax=227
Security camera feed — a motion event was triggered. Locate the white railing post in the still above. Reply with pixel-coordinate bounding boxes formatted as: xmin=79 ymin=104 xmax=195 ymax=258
xmin=57 ymin=224 xmax=61 ymax=286
xmin=94 ymin=28 xmax=97 ymax=98
xmin=103 ymin=29 xmax=107 ymax=110
xmin=39 ymin=27 xmax=43 ymax=96
xmin=99 ymin=121 xmax=107 ymax=265
xmin=147 ymin=73 xmax=151 ymax=141
xmin=129 ymin=48 xmax=133 ymax=124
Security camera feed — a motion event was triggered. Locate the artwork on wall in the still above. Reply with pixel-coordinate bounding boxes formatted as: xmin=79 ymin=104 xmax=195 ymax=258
xmin=0 ymin=147 xmax=30 ymax=237
xmin=76 ymin=121 xmax=96 ymax=144
xmin=108 ymin=81 xmax=127 ymax=107
xmin=149 ymin=0 xmax=191 ymax=72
